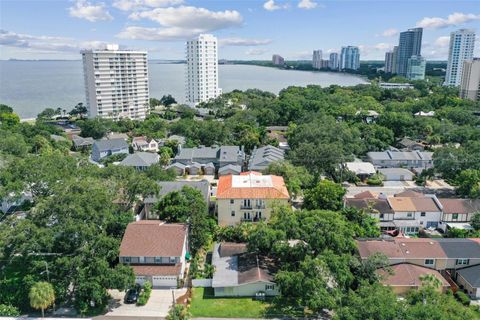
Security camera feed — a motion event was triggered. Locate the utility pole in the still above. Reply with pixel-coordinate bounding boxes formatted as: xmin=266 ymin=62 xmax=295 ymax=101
xmin=171 ymin=288 xmax=176 ymax=319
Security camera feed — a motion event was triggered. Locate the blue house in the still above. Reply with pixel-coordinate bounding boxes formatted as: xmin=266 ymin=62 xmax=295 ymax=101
xmin=91 ymin=138 xmax=129 ymax=162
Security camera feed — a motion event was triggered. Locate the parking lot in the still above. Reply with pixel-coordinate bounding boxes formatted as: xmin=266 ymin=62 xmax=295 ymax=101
xmin=105 ymin=288 xmax=187 ymax=317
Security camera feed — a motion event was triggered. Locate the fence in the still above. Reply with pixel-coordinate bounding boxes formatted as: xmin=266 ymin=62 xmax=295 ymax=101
xmin=192 ymin=278 xmax=212 ymax=287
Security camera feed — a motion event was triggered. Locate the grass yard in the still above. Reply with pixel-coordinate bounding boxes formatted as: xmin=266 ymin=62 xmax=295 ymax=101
xmin=189 ymin=287 xmax=273 ymax=318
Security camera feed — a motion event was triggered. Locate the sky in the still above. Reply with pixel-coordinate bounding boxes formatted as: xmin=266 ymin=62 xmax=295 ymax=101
xmin=0 ymin=0 xmax=479 ymax=60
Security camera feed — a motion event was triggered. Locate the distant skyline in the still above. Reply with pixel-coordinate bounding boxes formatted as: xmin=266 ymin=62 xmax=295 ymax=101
xmin=0 ymin=0 xmax=479 ymax=60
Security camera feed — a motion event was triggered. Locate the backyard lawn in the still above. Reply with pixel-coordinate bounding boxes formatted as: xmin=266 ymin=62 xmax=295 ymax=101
xmin=189 ymin=287 xmax=273 ymax=318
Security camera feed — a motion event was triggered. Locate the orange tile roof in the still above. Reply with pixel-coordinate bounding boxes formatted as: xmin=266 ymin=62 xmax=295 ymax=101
xmin=217 ymin=173 xmax=289 ymax=199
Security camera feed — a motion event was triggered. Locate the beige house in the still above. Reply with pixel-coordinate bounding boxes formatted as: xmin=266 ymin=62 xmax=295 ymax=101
xmin=216 ymin=172 xmax=290 ymax=226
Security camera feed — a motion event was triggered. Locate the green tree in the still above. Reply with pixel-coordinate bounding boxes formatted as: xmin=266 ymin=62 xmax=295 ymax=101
xmin=29 ymin=282 xmax=55 ymax=317
xmin=0 ymin=104 xmax=13 ymax=114
xmin=0 ymin=112 xmax=20 ymax=127
xmin=265 ymin=161 xmax=313 ymax=198
xmin=303 ymin=180 xmax=346 ymax=211
xmin=160 ymin=94 xmax=177 ymax=107
xmin=166 ymin=304 xmax=190 ymax=320
xmin=456 ymin=169 xmax=480 ymax=198
xmin=471 ymin=213 xmax=480 ymax=230
xmin=68 ymin=103 xmax=88 ymax=118
xmin=78 ymin=118 xmax=110 ymax=139
xmin=37 ymin=108 xmax=58 ymax=120
xmin=0 ymin=304 xmax=20 ymax=316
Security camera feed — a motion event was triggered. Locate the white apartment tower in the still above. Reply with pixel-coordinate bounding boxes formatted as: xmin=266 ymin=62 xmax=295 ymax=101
xmin=186 ymin=34 xmax=221 ymax=106
xmin=81 ymin=44 xmax=149 ymax=120
xmin=445 ymin=29 xmax=475 ymax=86
xmin=312 ymin=50 xmax=322 ymax=69
xmin=460 ymin=58 xmax=480 ymax=101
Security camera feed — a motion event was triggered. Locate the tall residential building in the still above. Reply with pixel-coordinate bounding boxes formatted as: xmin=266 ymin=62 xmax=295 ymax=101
xmin=186 ymin=34 xmax=221 ymax=106
xmin=397 ymin=28 xmax=423 ymax=77
xmin=329 ymin=52 xmax=339 ymax=70
xmin=384 ymin=46 xmax=398 ymax=73
xmin=312 ymin=50 xmax=322 ymax=69
xmin=460 ymin=58 xmax=480 ymax=101
xmin=445 ymin=29 xmax=476 ymax=86
xmin=272 ymin=54 xmax=285 ymax=65
xmin=81 ymin=44 xmax=149 ymax=120
xmin=340 ymin=46 xmax=360 ymax=70
xmin=406 ymin=55 xmax=426 ymax=80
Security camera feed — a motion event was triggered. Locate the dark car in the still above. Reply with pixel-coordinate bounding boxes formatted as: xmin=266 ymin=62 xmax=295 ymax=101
xmin=124 ymin=287 xmax=139 ymax=304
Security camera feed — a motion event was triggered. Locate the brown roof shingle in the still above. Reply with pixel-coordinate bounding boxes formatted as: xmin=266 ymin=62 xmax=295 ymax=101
xmin=119 ymin=221 xmax=187 ymax=257
xmin=378 ymin=263 xmax=449 ymax=287
xmin=131 ymin=265 xmax=181 ymax=276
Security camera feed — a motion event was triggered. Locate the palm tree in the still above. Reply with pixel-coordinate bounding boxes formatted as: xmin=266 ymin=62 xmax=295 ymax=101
xmin=29 ymin=282 xmax=55 ymax=318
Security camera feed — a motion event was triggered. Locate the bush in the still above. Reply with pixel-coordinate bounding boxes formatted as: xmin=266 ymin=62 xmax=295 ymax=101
xmin=0 ymin=304 xmax=20 ymax=316
xmin=366 ymin=174 xmax=383 ymax=186
xmin=166 ymin=304 xmax=190 ymax=320
xmin=454 ymin=291 xmax=471 ymax=306
xmin=137 ymin=281 xmax=152 ymax=306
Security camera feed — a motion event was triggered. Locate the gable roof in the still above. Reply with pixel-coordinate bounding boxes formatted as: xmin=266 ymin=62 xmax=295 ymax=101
xmin=119 ymin=221 xmax=187 ymax=257
xmin=345 ymin=198 xmax=393 ymax=214
xmin=72 ymin=135 xmax=94 ymax=147
xmin=93 ymin=138 xmax=128 ymax=152
xmin=217 ymin=172 xmax=289 ymax=199
xmin=378 ymin=263 xmax=449 ymax=287
xmin=345 ymin=162 xmax=376 ymax=175
xmin=120 ymin=152 xmax=159 ymax=167
xmin=248 ymin=145 xmax=285 ymax=170
xmin=438 ymin=198 xmax=480 ymax=214
xmin=456 ymin=264 xmax=480 ymax=288
xmin=174 ymin=145 xmax=243 ymax=163
xmin=218 ymin=164 xmax=242 ymax=173
xmin=388 ymin=196 xmax=441 ymax=212
xmin=353 ymin=190 xmax=379 ymax=199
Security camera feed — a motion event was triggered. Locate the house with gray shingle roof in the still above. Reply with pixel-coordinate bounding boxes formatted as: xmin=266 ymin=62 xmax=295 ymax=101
xmin=173 ymin=145 xmax=245 ymax=173
xmin=218 ymin=164 xmax=242 ymax=176
xmin=248 ymin=145 xmax=284 ymax=171
xmin=456 ymin=264 xmax=480 ymax=299
xmin=367 ymin=150 xmax=433 ymax=169
xmin=72 ymin=135 xmax=94 ymax=150
xmin=120 ymin=152 xmax=159 ymax=171
xmin=91 ymin=138 xmax=129 ymax=162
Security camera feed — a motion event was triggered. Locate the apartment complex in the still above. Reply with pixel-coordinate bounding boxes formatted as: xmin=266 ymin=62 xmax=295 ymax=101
xmin=460 ymin=58 xmax=480 ymax=101
xmin=406 ymin=55 xmax=426 ymax=80
xmin=216 ymin=172 xmax=289 ymax=226
xmin=272 ymin=54 xmax=285 ymax=66
xmin=329 ymin=52 xmax=339 ymax=70
xmin=366 ymin=150 xmax=433 ymax=170
xmin=445 ymin=29 xmax=476 ymax=87
xmin=384 ymin=46 xmax=398 ymax=74
xmin=396 ymin=28 xmax=423 ymax=78
xmin=312 ymin=50 xmax=322 ymax=69
xmin=186 ymin=34 xmax=221 ymax=106
xmin=81 ymin=44 xmax=149 ymax=120
xmin=340 ymin=46 xmax=360 ymax=70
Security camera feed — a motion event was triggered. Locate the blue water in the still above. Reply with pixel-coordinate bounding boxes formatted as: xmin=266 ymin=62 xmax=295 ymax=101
xmin=0 ymin=60 xmax=367 ymax=119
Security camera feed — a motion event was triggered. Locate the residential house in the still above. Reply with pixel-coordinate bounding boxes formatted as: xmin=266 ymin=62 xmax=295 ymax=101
xmin=91 ymin=138 xmax=129 ymax=162
xmin=105 ymin=132 xmax=128 ymax=141
xmin=248 ymin=145 xmax=285 ymax=172
xmin=397 ymin=137 xmax=425 ymax=151
xmin=455 ymin=264 xmax=480 ymax=299
xmin=166 ymin=162 xmax=186 ymax=176
xmin=355 ymin=110 xmax=379 ymax=124
xmin=132 ymin=136 xmax=159 ymax=152
xmin=72 ymin=135 xmax=94 ymax=150
xmin=367 ymin=150 xmax=433 ymax=170
xmin=173 ymin=145 xmax=245 ymax=173
xmin=119 ymin=221 xmax=188 ymax=287
xmin=378 ymin=168 xmax=414 ymax=181
xmin=265 ymin=126 xmax=289 ymax=151
xmin=141 ymin=180 xmax=210 ymax=219
xmin=377 ymin=263 xmax=450 ymax=295
xmin=212 ymin=243 xmax=279 ymax=297
xmin=216 ymin=172 xmax=289 ymax=226
xmin=188 ymin=162 xmax=202 ymax=175
xmin=356 ymin=238 xmax=480 ymax=272
xmin=158 ymin=135 xmax=186 ymax=147
xmin=218 ymin=164 xmax=242 ymax=176
xmin=120 ymin=152 xmax=159 ymax=171
xmin=438 ymin=198 xmax=480 ymax=231
xmin=343 ymin=161 xmax=376 ymax=180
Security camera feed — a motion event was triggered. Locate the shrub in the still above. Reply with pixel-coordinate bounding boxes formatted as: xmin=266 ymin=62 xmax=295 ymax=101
xmin=137 ymin=281 xmax=152 ymax=306
xmin=454 ymin=291 xmax=471 ymax=306
xmin=0 ymin=304 xmax=20 ymax=316
xmin=166 ymin=304 xmax=190 ymax=320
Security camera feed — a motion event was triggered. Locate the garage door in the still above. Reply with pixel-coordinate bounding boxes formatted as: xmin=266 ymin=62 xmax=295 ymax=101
xmin=152 ymin=276 xmax=177 ymax=288
xmin=135 ymin=276 xmax=146 ymax=286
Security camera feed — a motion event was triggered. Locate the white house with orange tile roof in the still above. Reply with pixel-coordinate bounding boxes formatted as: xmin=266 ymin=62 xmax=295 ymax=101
xmin=216 ymin=172 xmax=290 ymax=226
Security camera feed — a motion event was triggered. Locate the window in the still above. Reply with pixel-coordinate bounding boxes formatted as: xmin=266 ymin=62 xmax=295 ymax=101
xmin=421 ymin=212 xmax=426 ymax=217
xmin=170 ymin=257 xmax=176 ymax=263
xmin=230 ymin=199 xmax=234 ymax=204
xmin=452 ymin=213 xmax=459 ymax=220
xmin=379 ymin=213 xmax=384 ymax=219
xmin=154 ymin=257 xmax=161 ymax=263
xmin=407 ymin=213 xmax=413 ymax=218
xmin=456 ymin=258 xmax=469 ymax=265
xmin=266 ymin=284 xmax=275 ymax=291
xmin=231 ymin=211 xmax=235 ymax=217
xmin=123 ymin=257 xmax=131 ymax=263
xmin=424 ymin=259 xmax=434 ymax=266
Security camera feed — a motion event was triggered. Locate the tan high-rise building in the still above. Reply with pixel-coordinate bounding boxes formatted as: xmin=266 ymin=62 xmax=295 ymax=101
xmin=460 ymin=58 xmax=480 ymax=101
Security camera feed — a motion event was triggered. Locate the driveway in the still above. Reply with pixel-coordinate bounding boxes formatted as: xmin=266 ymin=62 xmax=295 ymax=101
xmin=105 ymin=288 xmax=187 ymax=317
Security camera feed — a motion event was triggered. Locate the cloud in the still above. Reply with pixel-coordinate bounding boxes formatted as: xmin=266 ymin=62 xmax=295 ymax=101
xmin=434 ymin=36 xmax=450 ymax=47
xmin=298 ymin=0 xmax=317 ymax=10
xmin=219 ymin=37 xmax=272 ymax=46
xmin=118 ymin=6 xmax=243 ymax=41
xmin=0 ymin=29 xmax=110 ymax=52
xmin=69 ymin=0 xmax=113 ymax=22
xmin=112 ymin=0 xmax=183 ymax=11
xmin=263 ymin=0 xmax=288 ymax=11
xmin=357 ymin=43 xmax=393 ymax=58
xmin=246 ymin=48 xmax=269 ymax=56
xmin=380 ymin=28 xmax=398 ymax=37
xmin=416 ymin=12 xmax=480 ymax=29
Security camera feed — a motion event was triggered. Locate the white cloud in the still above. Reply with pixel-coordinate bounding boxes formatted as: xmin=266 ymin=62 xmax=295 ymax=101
xmin=219 ymin=38 xmax=272 ymax=46
xmin=381 ymin=28 xmax=398 ymax=37
xmin=263 ymin=0 xmax=288 ymax=11
xmin=416 ymin=12 xmax=480 ymax=29
xmin=69 ymin=0 xmax=113 ymax=22
xmin=298 ymin=0 xmax=317 ymax=10
xmin=246 ymin=48 xmax=269 ymax=56
xmin=112 ymin=0 xmax=183 ymax=11
xmin=434 ymin=36 xmax=450 ymax=47
xmin=0 ymin=29 xmax=110 ymax=52
xmin=357 ymin=43 xmax=393 ymax=58
xmin=118 ymin=6 xmax=243 ymax=41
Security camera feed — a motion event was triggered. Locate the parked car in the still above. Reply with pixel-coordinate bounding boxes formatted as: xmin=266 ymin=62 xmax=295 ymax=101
xmin=124 ymin=287 xmax=140 ymax=304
